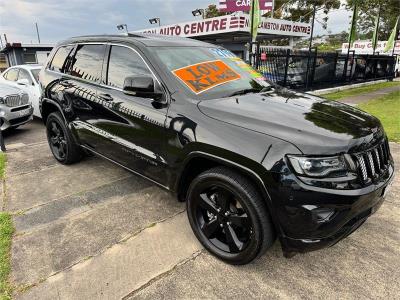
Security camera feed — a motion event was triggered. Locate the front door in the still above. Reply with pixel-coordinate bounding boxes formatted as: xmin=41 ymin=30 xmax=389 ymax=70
xmin=95 ymin=44 xmax=169 ymax=185
xmin=15 ymin=68 xmax=41 ymax=117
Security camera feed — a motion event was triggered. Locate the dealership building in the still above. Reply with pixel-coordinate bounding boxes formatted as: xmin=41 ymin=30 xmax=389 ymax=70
xmin=135 ymin=13 xmax=312 ymax=59
xmin=0 ymin=43 xmax=53 ymax=68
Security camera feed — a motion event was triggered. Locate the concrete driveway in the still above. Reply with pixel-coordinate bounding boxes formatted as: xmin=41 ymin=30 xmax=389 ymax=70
xmin=3 ymin=119 xmax=400 ymax=299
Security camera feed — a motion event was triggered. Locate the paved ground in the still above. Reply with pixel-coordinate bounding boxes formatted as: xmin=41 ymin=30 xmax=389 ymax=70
xmin=339 ymin=85 xmax=400 ymax=105
xmin=3 ymin=119 xmax=400 ymax=299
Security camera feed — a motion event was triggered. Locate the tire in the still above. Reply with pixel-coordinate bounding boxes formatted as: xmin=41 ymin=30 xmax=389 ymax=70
xmin=46 ymin=112 xmax=82 ymax=164
xmin=186 ymin=166 xmax=276 ymax=265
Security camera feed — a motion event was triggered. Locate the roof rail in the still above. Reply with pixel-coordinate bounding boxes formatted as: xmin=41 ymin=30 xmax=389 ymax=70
xmin=125 ymin=33 xmax=146 ymax=38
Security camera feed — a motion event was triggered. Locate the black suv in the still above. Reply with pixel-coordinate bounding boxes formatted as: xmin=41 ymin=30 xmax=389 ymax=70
xmin=39 ymin=34 xmax=394 ymax=265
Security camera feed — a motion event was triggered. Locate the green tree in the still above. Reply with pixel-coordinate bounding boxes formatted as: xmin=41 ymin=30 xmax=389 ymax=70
xmin=205 ymin=1 xmax=340 ymax=24
xmin=205 ymin=4 xmax=227 ymax=19
xmin=346 ymin=0 xmax=400 ymax=40
xmin=263 ymin=0 xmax=340 ymax=26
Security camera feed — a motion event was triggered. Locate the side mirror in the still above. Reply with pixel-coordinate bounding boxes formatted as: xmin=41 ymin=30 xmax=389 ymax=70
xmin=123 ymin=75 xmax=163 ymax=100
xmin=17 ymin=78 xmax=30 ymax=86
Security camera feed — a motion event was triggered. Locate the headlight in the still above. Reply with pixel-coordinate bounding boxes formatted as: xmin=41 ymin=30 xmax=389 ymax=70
xmin=287 ymin=155 xmax=348 ymax=178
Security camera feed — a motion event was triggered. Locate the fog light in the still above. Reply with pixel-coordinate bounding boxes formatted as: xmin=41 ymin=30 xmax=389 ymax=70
xmin=303 ymin=205 xmax=335 ymax=223
xmin=313 ymin=208 xmax=335 ymax=223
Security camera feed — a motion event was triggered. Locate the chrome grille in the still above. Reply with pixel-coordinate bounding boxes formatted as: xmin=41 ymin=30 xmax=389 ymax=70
xmin=367 ymin=152 xmax=375 ymax=176
xmin=374 ymin=148 xmax=381 ymax=170
xmin=356 ymin=155 xmax=368 ymax=182
xmin=353 ymin=140 xmax=391 ymax=185
xmin=4 ymin=94 xmax=28 ymax=107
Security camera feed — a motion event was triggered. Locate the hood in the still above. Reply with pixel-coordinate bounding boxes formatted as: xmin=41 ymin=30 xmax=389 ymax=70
xmin=197 ymin=88 xmax=384 ymax=155
xmin=0 ymin=85 xmax=24 ymax=97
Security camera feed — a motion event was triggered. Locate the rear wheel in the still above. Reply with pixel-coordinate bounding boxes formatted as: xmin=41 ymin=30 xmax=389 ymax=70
xmin=186 ymin=167 xmax=275 ymax=265
xmin=46 ymin=112 xmax=82 ymax=164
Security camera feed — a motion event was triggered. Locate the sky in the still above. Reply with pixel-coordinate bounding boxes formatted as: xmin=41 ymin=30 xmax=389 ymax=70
xmin=0 ymin=0 xmax=352 ymax=44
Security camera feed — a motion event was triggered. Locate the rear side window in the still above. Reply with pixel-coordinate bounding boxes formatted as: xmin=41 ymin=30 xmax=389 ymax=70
xmin=107 ymin=46 xmax=151 ymax=89
xmin=49 ymin=45 xmax=74 ymax=73
xmin=3 ymin=69 xmax=19 ymax=81
xmin=70 ymin=44 xmax=105 ymax=83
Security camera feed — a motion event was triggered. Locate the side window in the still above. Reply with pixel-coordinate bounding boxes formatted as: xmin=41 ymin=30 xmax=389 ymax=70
xmin=4 ymin=69 xmax=19 ymax=81
xmin=70 ymin=44 xmax=105 ymax=83
xmin=107 ymin=46 xmax=151 ymax=89
xmin=49 ymin=45 xmax=74 ymax=73
xmin=17 ymin=69 xmax=33 ymax=85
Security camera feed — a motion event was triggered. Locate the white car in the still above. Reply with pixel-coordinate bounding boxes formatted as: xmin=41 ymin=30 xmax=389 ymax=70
xmin=0 ymin=65 xmax=42 ymax=118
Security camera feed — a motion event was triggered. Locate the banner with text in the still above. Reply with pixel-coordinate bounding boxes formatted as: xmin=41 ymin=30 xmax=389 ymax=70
xmin=136 ymin=15 xmax=311 ymax=38
xmin=342 ymin=40 xmax=400 ymax=55
xmin=218 ymin=0 xmax=274 ymax=12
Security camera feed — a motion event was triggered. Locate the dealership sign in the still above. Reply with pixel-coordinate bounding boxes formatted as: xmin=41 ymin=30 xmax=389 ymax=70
xmin=218 ymin=0 xmax=274 ymax=12
xmin=342 ymin=40 xmax=400 ymax=55
xmin=136 ymin=15 xmax=311 ymax=38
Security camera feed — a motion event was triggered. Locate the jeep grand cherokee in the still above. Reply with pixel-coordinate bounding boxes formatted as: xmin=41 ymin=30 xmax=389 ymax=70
xmin=39 ymin=34 xmax=394 ymax=265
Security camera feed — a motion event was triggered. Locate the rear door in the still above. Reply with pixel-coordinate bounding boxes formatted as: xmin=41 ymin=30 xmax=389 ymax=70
xmin=95 ymin=44 xmax=169 ymax=184
xmin=62 ymin=44 xmax=111 ymax=153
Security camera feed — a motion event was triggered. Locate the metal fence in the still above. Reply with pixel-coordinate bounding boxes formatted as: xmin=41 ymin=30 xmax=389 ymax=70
xmin=253 ymin=46 xmax=397 ymax=91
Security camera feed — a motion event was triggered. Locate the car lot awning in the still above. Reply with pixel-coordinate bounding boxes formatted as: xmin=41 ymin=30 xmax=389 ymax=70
xmin=134 ymin=14 xmax=311 ymax=43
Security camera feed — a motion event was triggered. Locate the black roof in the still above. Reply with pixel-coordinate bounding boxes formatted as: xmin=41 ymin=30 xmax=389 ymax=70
xmin=59 ymin=33 xmax=215 ymax=48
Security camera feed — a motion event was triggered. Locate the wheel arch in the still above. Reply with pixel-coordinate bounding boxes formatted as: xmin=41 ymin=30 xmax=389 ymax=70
xmin=41 ymin=98 xmax=67 ymax=124
xmin=176 ymin=152 xmax=271 ymax=205
xmin=176 ymin=151 xmax=282 ymax=234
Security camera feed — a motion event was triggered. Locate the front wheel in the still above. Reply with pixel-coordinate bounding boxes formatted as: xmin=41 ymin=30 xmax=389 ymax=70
xmin=46 ymin=112 xmax=82 ymax=164
xmin=186 ymin=167 xmax=276 ymax=265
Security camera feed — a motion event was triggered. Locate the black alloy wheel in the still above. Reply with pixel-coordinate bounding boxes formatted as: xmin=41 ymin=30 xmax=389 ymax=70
xmin=46 ymin=112 xmax=82 ymax=164
xmin=187 ymin=167 xmax=275 ymax=265
xmin=195 ymin=185 xmax=252 ymax=253
xmin=48 ymin=120 xmax=67 ymax=161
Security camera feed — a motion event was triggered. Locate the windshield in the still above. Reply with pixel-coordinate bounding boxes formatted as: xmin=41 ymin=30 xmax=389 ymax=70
xmin=150 ymin=47 xmax=271 ymax=100
xmin=31 ymin=69 xmax=40 ymax=83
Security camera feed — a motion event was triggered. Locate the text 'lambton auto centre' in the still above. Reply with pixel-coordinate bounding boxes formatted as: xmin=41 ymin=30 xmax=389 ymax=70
xmin=136 ymin=5 xmax=311 ymax=59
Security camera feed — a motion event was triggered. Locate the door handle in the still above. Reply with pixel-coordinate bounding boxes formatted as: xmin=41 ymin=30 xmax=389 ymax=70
xmin=99 ymin=93 xmax=113 ymax=102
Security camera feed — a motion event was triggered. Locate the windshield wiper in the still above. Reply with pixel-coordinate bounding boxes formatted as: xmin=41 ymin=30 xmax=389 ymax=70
xmin=228 ymin=86 xmax=272 ymax=97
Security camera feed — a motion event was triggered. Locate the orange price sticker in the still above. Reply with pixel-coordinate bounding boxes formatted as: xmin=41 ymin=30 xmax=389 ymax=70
xmin=173 ymin=60 xmax=241 ymax=94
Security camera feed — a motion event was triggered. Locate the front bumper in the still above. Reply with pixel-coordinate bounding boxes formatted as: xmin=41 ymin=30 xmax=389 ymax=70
xmin=0 ymin=104 xmax=33 ymax=130
xmin=267 ymin=162 xmax=394 ymax=256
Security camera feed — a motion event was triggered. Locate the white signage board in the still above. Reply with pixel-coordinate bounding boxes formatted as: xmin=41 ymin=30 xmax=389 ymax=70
xmin=135 ymin=15 xmax=311 ymax=38
xmin=342 ymin=40 xmax=400 ymax=55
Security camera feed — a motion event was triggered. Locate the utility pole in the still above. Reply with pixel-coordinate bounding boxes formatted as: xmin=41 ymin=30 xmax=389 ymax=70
xmin=35 ymin=22 xmax=41 ymax=44
xmin=308 ymin=2 xmax=317 ymax=52
xmin=305 ymin=1 xmax=317 ymax=90
xmin=249 ymin=0 xmax=256 ymax=64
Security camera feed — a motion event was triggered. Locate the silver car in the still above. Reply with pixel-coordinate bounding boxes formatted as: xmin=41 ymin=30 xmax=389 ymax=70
xmin=0 ymin=85 xmax=33 ymax=130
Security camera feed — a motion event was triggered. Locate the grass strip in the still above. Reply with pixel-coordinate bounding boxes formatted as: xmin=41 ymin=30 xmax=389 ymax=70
xmin=357 ymin=90 xmax=400 ymax=143
xmin=0 ymin=212 xmax=13 ymax=300
xmin=323 ymin=81 xmax=400 ymax=101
